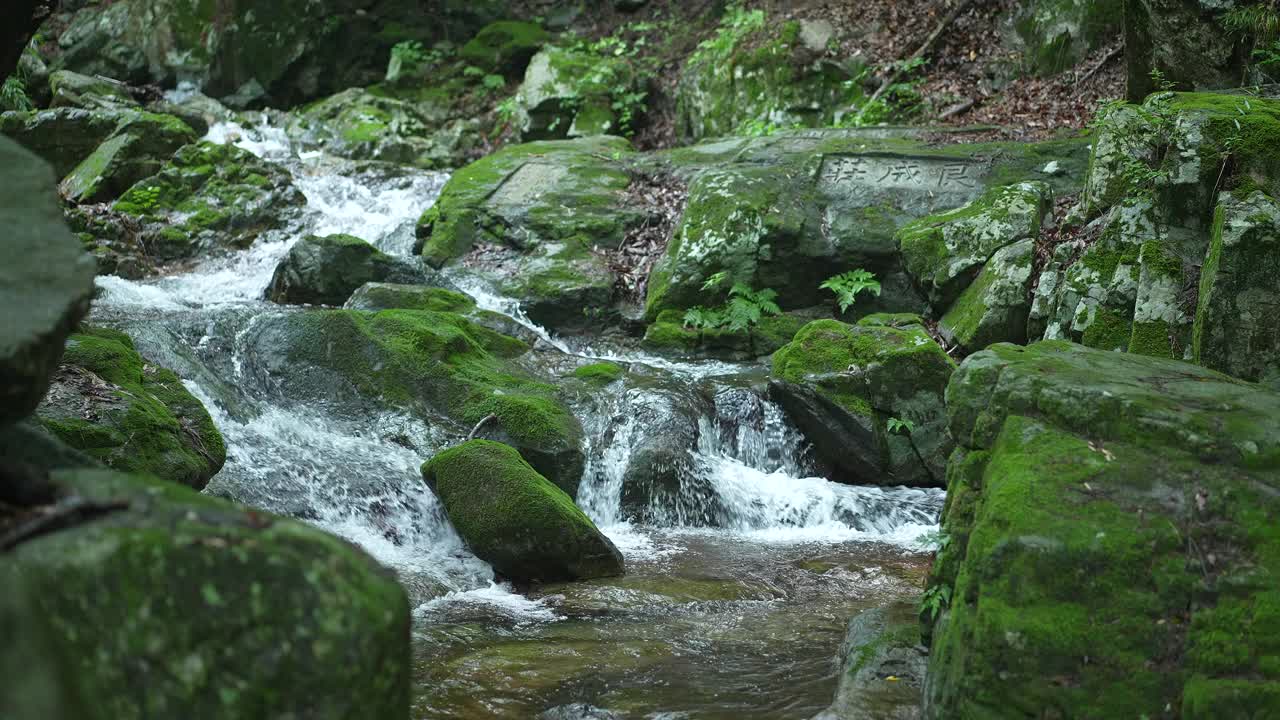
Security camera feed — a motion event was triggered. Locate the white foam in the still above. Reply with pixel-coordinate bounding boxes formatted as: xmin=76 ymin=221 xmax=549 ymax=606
xmin=415 ymin=582 xmax=566 ymax=624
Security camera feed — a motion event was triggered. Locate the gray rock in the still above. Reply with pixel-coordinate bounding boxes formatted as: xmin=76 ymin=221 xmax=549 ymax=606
xmin=813 ymin=602 xmax=925 ymax=720
xmin=938 ymin=238 xmax=1035 ymax=352
xmin=540 ymin=704 xmax=624 ymax=720
xmin=268 ymin=234 xmax=421 ymax=307
xmin=0 ymin=137 xmax=97 ymax=426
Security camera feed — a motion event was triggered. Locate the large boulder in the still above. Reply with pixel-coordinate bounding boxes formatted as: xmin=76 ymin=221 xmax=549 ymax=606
xmin=48 ymin=69 xmax=140 ymax=111
xmin=770 ymin=317 xmax=955 ymax=487
xmin=643 ymin=130 xmax=1086 ymax=323
xmin=924 ymin=341 xmax=1280 ymax=718
xmin=245 ymin=308 xmax=585 ymax=493
xmin=6 ymin=467 xmax=412 ymax=719
xmin=1125 ymin=0 xmax=1250 ymax=101
xmin=0 ymin=136 xmax=96 ymax=426
xmin=641 ymin=310 xmax=811 ymax=361
xmin=112 ymin=140 xmax=305 ymax=261
xmin=1 ymin=106 xmax=134 ymax=177
xmin=266 ymin=234 xmax=416 ymax=307
xmin=512 ymin=46 xmax=642 ymax=141
xmin=675 ymin=12 xmax=857 ymax=141
xmin=937 ymin=239 xmax=1036 ymax=353
xmin=417 ymin=136 xmax=641 ymax=332
xmin=36 ymin=327 xmax=226 ymax=490
xmin=813 ymin=602 xmax=926 ymax=720
xmin=59 ymin=111 xmax=198 ymax=204
xmin=1194 ymin=191 xmax=1280 ymax=384
xmin=421 ymin=440 xmax=624 ymax=582
xmin=459 ymin=20 xmax=550 ymax=75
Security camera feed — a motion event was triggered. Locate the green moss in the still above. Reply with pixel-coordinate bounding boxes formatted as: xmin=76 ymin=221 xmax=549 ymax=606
xmin=38 ymin=328 xmax=225 ymax=489
xmin=421 ymin=440 xmax=621 ymax=582
xmin=1080 ymin=306 xmax=1133 ymax=351
xmin=571 ymin=362 xmax=624 ymax=385
xmin=459 ymin=21 xmax=550 ymax=72
xmin=1128 ymin=319 xmax=1173 ymax=358
xmin=857 ymin=313 xmax=926 ymax=329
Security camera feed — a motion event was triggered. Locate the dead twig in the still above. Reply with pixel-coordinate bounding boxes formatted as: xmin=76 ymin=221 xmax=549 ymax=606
xmin=466 ymin=414 xmax=498 ymax=440
xmin=857 ymin=0 xmax=975 ymax=122
xmin=1 ymin=496 xmax=130 ymax=551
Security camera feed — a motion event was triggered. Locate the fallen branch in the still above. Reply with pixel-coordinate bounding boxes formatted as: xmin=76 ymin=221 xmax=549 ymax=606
xmin=857 ymin=0 xmax=975 ymax=122
xmin=466 ymin=414 xmax=498 ymax=440
xmin=1078 ymin=43 xmax=1124 ymax=85
xmin=1 ymin=496 xmax=130 ymax=551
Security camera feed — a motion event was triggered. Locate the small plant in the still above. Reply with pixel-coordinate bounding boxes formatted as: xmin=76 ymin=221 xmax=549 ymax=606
xmin=0 ymin=76 xmax=32 ymax=112
xmin=920 ymin=584 xmax=952 ymax=623
xmin=821 ymin=269 xmax=881 ymax=313
xmin=737 ymin=118 xmax=784 ymax=137
xmin=683 ymin=281 xmax=782 ymax=333
xmin=391 ymin=40 xmax=429 ymax=66
xmin=701 ymin=271 xmax=729 ymax=291
xmin=916 ymin=529 xmax=951 ymax=551
xmin=887 ymin=417 xmax=916 ymax=436
xmin=481 ymin=73 xmax=506 ymax=94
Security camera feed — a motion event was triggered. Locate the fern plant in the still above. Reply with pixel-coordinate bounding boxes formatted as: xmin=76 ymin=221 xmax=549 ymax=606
xmin=920 ymin=584 xmax=952 ymax=623
xmin=821 ymin=269 xmax=881 ymax=313
xmin=887 ymin=417 xmax=916 ymax=436
xmin=682 ymin=282 xmax=782 ymax=333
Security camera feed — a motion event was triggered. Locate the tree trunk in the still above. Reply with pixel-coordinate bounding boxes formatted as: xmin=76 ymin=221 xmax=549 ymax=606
xmin=1 ymin=1 xmax=57 ymax=84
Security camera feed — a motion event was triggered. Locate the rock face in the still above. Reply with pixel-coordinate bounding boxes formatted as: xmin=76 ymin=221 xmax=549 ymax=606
xmin=770 ymin=317 xmax=955 ymax=487
xmin=1194 ymin=191 xmax=1280 ymax=384
xmin=642 ymin=310 xmax=810 ymax=361
xmin=813 ymin=602 xmax=926 ymax=720
xmin=267 ymin=234 xmax=412 ymax=307
xmin=513 ymin=47 xmax=640 ymax=141
xmin=937 ymin=239 xmax=1036 ymax=353
xmin=7 ymin=467 xmax=412 ymax=720
xmin=246 ymin=308 xmax=585 ymax=493
xmin=1034 ymin=92 xmax=1280 ymax=374
xmin=421 ymin=440 xmax=624 ymax=582
xmin=459 ymin=21 xmax=550 ymax=75
xmin=418 ymin=136 xmax=640 ymax=332
xmin=112 ymin=141 xmax=305 ymax=261
xmin=1125 ymin=0 xmax=1249 ymax=101
xmin=59 ymin=111 xmax=197 ymax=204
xmin=0 ymin=136 xmax=97 ymax=426
xmin=924 ymin=341 xmax=1280 ymax=718
xmin=1002 ymin=0 xmax=1122 ymax=76
xmin=37 ymin=327 xmax=227 ymax=490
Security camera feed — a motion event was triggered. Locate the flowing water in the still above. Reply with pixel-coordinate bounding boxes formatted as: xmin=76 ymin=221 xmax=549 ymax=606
xmin=89 ymin=116 xmax=945 ymax=719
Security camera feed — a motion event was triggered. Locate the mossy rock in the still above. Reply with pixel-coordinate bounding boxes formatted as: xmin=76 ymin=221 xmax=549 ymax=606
xmin=1 ymin=107 xmax=139 ymax=177
xmin=897 ymin=182 xmax=1050 ymax=311
xmin=345 ymin=283 xmax=477 ymax=313
xmin=48 ymin=69 xmax=140 ymax=111
xmin=7 ymin=467 xmax=411 ymax=720
xmin=924 ymin=341 xmax=1280 ymax=718
xmin=938 ymin=238 xmax=1035 ymax=353
xmin=247 ymin=308 xmax=585 ymax=493
xmin=421 ymin=440 xmax=623 ymax=582
xmin=570 ymin=362 xmax=624 ymax=385
xmin=769 ymin=318 xmax=955 ymax=487
xmin=514 ymin=46 xmax=639 ymax=141
xmin=815 ymin=602 xmax=926 ymax=720
xmin=37 ymin=327 xmax=226 ymax=490
xmin=641 ymin=310 xmax=809 ymax=360
xmin=1194 ymin=191 xmax=1280 ymax=384
xmin=0 ymin=137 xmax=97 ymax=426
xmin=59 ymin=111 xmax=198 ymax=204
xmin=459 ymin=21 xmax=550 ymax=75
xmin=267 ymin=234 xmax=408 ymax=307
xmin=1126 ymin=0 xmax=1250 ymax=101
xmin=1003 ymin=0 xmax=1122 ymax=77
xmin=113 ymin=141 xmax=305 ymax=261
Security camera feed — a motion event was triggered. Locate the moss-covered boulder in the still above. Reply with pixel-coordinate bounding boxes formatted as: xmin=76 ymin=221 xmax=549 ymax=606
xmin=644 ymin=130 xmax=1086 ymax=323
xmin=421 ymin=440 xmax=623 ymax=583
xmin=285 ymin=86 xmax=479 ymax=170
xmin=0 ymin=570 xmax=98 ymax=720
xmin=247 ymin=308 xmax=585 ymax=493
xmin=1125 ymin=0 xmax=1251 ymax=101
xmin=59 ymin=111 xmax=198 ymax=204
xmin=1 ymin=107 xmax=135 ymax=177
xmin=641 ymin=310 xmax=809 ymax=360
xmin=813 ymin=602 xmax=926 ymax=720
xmin=938 ymin=238 xmax=1036 ymax=353
xmin=675 ymin=10 xmax=858 ymax=141
xmin=37 ymin=327 xmax=226 ymax=490
xmin=48 ymin=69 xmax=139 ymax=111
xmin=266 ymin=234 xmax=416 ymax=307
xmin=1194 ymin=190 xmax=1280 ymax=384
xmin=113 ymin=140 xmax=305 ymax=261
xmin=924 ymin=341 xmax=1280 ymax=718
xmin=346 ymin=283 xmax=475 ymax=313
xmin=7 ymin=466 xmax=411 ymax=719
xmin=418 ymin=136 xmax=641 ymax=331
xmin=0 ymin=137 xmax=97 ymax=426
xmin=898 ymin=182 xmax=1050 ymax=311
xmin=513 ymin=46 xmax=641 ymax=141
xmin=769 ymin=318 xmax=955 ymax=487
xmin=459 ymin=21 xmax=550 ymax=75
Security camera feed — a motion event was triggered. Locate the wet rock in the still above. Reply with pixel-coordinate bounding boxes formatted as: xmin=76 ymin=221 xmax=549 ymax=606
xmin=770 ymin=318 xmax=954 ymax=487
xmin=459 ymin=21 xmax=550 ymax=75
xmin=642 ymin=310 xmax=811 ymax=361
xmin=59 ymin=111 xmax=198 ymax=204
xmin=7 ymin=466 xmax=412 ymax=719
xmin=246 ymin=308 xmax=584 ymax=493
xmin=346 ymin=283 xmax=474 ymax=313
xmin=421 ymin=440 xmax=624 ymax=582
xmin=36 ymin=327 xmax=226 ymax=490
xmin=1194 ymin=190 xmax=1280 ymax=384
xmin=539 ymin=704 xmax=624 ymax=720
xmin=937 ymin=239 xmax=1035 ymax=353
xmin=897 ymin=182 xmax=1051 ymax=311
xmin=925 ymin=341 xmax=1280 ymax=717
xmin=418 ymin=136 xmax=641 ymax=332
xmin=813 ymin=602 xmax=925 ymax=720
xmin=614 ymin=385 xmax=713 ymax=522
xmin=267 ymin=234 xmax=420 ymax=307
xmin=0 ymin=137 xmax=96 ymax=426
xmin=112 ymin=140 xmax=305 ymax=261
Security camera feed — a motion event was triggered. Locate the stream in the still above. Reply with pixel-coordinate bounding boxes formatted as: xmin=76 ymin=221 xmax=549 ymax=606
xmin=89 ymin=115 xmax=945 ymax=719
